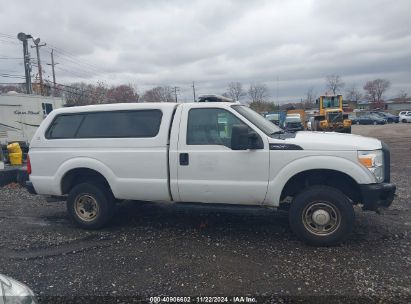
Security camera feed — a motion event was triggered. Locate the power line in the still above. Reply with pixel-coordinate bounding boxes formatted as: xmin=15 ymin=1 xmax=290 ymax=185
xmin=0 ymin=57 xmax=24 ymax=60
xmin=55 ymin=65 xmax=94 ymax=79
xmin=52 ymin=53 xmax=101 ymax=76
xmin=0 ymin=74 xmax=26 ymax=79
xmin=0 ymin=33 xmax=15 ymax=39
xmin=46 ymin=44 xmax=104 ymax=73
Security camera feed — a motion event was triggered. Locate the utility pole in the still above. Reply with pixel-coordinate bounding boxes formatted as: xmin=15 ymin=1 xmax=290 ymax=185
xmin=173 ymin=86 xmax=180 ymax=102
xmin=17 ymin=32 xmax=33 ymax=94
xmin=31 ymin=38 xmax=46 ymax=95
xmin=46 ymin=49 xmax=58 ymax=96
xmin=276 ymin=76 xmax=279 ymax=106
xmin=192 ymin=81 xmax=196 ymax=102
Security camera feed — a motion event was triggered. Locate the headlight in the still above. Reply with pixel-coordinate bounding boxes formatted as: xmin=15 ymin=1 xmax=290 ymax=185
xmin=358 ymin=150 xmax=384 ymax=183
xmin=0 ymin=274 xmax=37 ymax=304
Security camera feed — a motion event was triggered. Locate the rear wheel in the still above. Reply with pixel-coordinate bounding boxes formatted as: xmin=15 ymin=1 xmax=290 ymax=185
xmin=67 ymin=182 xmax=115 ymax=229
xmin=289 ymin=185 xmax=355 ymax=246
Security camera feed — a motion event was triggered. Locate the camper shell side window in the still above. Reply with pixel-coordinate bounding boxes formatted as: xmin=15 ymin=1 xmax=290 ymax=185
xmin=45 ymin=109 xmax=163 ymax=139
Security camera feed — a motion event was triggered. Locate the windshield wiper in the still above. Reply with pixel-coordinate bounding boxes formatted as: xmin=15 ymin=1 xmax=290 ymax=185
xmin=271 ymin=130 xmax=285 ymax=135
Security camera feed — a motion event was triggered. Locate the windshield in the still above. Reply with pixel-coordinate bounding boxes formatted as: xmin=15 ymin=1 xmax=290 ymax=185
xmin=232 ymin=105 xmax=282 ymax=135
xmin=322 ymin=96 xmax=340 ymax=108
xmin=285 ymin=116 xmax=301 ymax=123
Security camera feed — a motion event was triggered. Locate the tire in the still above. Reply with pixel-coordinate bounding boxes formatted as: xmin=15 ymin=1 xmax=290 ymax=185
xmin=289 ymin=185 xmax=355 ymax=246
xmin=356 ymin=121 xmax=360 ymax=125
xmin=67 ymin=182 xmax=115 ymax=229
xmin=313 ymin=120 xmax=319 ymax=131
xmin=402 ymin=119 xmax=407 ymax=123
xmin=373 ymin=121 xmax=377 ymax=125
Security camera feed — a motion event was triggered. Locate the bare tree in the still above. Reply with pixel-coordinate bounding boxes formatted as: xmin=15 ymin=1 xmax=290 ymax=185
xmin=326 ymin=74 xmax=345 ymax=94
xmin=305 ymin=87 xmax=316 ymax=104
xmin=363 ymin=79 xmax=391 ymax=102
xmin=142 ymin=86 xmax=174 ymax=102
xmin=248 ymin=83 xmax=268 ymax=103
xmin=249 ymin=101 xmax=278 ymax=113
xmin=65 ymin=82 xmax=101 ymax=106
xmin=345 ymin=85 xmax=362 ymax=102
xmin=226 ymin=82 xmax=246 ymax=101
xmin=397 ymin=89 xmax=408 ymax=101
xmin=107 ymin=84 xmax=139 ymax=103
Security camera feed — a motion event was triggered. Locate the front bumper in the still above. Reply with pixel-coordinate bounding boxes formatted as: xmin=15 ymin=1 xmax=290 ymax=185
xmin=25 ymin=180 xmax=37 ymax=195
xmin=360 ymin=183 xmax=396 ymax=211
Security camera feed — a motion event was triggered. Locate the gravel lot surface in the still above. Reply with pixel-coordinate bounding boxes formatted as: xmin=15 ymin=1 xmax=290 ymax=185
xmin=0 ymin=124 xmax=410 ymax=303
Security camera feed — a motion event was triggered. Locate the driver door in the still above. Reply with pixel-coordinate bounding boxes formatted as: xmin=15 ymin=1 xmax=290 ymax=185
xmin=176 ymin=105 xmax=270 ymax=205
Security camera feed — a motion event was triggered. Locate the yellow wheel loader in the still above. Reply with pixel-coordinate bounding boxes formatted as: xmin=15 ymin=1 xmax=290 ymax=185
xmin=311 ymin=95 xmax=352 ymax=133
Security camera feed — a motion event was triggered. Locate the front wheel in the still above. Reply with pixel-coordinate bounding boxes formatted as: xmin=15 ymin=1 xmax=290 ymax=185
xmin=67 ymin=182 xmax=115 ymax=229
xmin=289 ymin=185 xmax=355 ymax=246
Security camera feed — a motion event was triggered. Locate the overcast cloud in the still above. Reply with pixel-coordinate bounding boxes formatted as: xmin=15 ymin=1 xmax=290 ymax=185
xmin=0 ymin=0 xmax=410 ymax=102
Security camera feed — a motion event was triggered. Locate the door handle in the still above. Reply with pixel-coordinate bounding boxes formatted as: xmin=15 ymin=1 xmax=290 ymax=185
xmin=179 ymin=153 xmax=189 ymax=166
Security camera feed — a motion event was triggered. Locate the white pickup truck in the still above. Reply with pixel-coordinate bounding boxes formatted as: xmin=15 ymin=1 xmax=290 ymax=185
xmin=26 ymin=102 xmax=396 ymax=246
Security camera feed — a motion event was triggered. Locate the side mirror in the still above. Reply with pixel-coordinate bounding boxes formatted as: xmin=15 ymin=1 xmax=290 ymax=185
xmin=248 ymin=130 xmax=264 ymax=149
xmin=231 ymin=125 xmax=263 ymax=150
xmin=231 ymin=125 xmax=249 ymax=150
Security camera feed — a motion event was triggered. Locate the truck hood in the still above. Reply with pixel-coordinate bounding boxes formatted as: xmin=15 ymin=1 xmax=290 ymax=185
xmin=278 ymin=131 xmax=382 ymax=151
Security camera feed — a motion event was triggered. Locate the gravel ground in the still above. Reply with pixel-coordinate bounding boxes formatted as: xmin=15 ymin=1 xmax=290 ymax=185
xmin=0 ymin=124 xmax=410 ymax=303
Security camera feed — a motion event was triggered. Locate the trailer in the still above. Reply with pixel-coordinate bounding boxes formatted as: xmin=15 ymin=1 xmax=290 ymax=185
xmin=0 ymin=92 xmax=65 ymax=147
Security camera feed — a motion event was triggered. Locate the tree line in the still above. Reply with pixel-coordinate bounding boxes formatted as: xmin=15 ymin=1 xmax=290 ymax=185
xmin=0 ymin=75 xmax=408 ymax=111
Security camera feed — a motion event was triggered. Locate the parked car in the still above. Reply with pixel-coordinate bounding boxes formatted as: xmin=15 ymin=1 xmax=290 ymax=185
xmin=370 ymin=111 xmax=399 ymax=123
xmin=0 ymin=274 xmax=37 ymax=303
xmin=26 ymin=102 xmax=396 ymax=246
xmin=282 ymin=115 xmax=304 ymax=132
xmin=399 ymin=111 xmax=411 ymax=123
xmin=352 ymin=114 xmax=387 ymax=125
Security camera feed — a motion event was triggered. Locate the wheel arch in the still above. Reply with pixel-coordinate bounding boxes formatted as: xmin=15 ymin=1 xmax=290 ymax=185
xmin=279 ymin=169 xmax=361 ymax=204
xmin=264 ymin=155 xmax=374 ymax=206
xmin=55 ymin=157 xmax=117 ymax=196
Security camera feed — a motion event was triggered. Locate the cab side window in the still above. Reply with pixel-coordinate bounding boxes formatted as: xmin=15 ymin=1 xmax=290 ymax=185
xmin=187 ymin=108 xmax=249 ymax=148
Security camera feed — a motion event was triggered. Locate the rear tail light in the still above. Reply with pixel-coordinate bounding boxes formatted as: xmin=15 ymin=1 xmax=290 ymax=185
xmin=27 ymin=154 xmax=32 ymax=175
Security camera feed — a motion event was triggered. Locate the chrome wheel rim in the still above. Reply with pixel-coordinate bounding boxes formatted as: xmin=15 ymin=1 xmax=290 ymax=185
xmin=74 ymin=194 xmax=99 ymax=221
xmin=302 ymin=201 xmax=341 ymax=236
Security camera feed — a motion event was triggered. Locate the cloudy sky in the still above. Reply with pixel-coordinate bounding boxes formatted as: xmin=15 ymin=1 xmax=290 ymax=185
xmin=0 ymin=0 xmax=410 ymax=102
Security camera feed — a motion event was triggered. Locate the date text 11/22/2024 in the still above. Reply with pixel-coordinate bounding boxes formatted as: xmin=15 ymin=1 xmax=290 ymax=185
xmin=149 ymin=296 xmax=257 ymax=303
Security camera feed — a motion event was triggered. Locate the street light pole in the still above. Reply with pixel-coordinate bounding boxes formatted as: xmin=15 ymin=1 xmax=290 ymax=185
xmin=17 ymin=32 xmax=33 ymax=94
